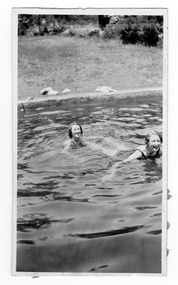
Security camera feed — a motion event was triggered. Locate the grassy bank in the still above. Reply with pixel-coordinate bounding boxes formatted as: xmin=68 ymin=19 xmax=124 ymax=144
xmin=18 ymin=35 xmax=163 ymax=100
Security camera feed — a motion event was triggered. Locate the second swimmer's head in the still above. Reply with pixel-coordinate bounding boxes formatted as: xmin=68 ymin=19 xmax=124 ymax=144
xmin=68 ymin=122 xmax=83 ymax=139
xmin=145 ymin=131 xmax=162 ymax=151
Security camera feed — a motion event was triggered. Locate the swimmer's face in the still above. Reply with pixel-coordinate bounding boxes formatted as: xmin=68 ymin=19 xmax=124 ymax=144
xmin=71 ymin=124 xmax=82 ymax=140
xmin=148 ymin=134 xmax=161 ymax=151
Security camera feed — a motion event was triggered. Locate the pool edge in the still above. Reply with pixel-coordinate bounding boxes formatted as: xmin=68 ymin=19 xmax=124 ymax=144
xmin=17 ymin=87 xmax=163 ymax=106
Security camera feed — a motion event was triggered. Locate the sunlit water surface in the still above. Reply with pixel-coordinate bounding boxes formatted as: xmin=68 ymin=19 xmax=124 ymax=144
xmin=17 ymin=94 xmax=162 ymax=273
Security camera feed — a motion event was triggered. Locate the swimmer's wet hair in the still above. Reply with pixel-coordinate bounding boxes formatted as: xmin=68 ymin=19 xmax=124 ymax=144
xmin=68 ymin=122 xmax=83 ymax=139
xmin=145 ymin=130 xmax=163 ymax=144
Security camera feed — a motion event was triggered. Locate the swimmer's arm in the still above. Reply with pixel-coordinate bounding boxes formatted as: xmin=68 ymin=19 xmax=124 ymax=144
xmin=122 ymin=150 xmax=143 ymax=163
xmin=101 ymin=160 xmax=122 ymax=182
xmin=102 ymin=150 xmax=142 ymax=182
xmin=62 ymin=141 xmax=71 ymax=152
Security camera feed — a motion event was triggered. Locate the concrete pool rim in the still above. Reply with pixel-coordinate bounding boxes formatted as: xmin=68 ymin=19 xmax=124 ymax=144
xmin=17 ymin=86 xmax=163 ymax=106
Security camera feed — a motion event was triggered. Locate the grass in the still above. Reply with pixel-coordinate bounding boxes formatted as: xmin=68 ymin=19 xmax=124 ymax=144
xmin=18 ymin=35 xmax=163 ymax=100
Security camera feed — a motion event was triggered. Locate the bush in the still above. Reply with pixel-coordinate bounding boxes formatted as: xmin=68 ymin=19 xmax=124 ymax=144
xmin=102 ymin=25 xmax=116 ymax=39
xmin=117 ymin=16 xmax=162 ymax=46
xmin=88 ymin=29 xmax=100 ymax=37
xmin=141 ymin=25 xmax=159 ymax=46
xmin=99 ymin=16 xmax=163 ymax=46
xmin=119 ymin=24 xmax=160 ymax=46
xmin=120 ymin=25 xmax=140 ymax=44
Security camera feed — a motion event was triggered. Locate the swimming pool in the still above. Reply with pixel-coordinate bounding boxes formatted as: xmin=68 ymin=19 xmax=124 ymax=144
xmin=16 ymin=92 xmax=163 ymax=274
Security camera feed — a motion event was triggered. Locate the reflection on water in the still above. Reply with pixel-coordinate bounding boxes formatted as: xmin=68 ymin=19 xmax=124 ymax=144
xmin=17 ymin=94 xmax=162 ymax=273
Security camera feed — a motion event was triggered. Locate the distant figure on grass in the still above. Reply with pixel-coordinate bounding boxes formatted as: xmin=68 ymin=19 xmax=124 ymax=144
xmin=102 ymin=130 xmax=162 ymax=182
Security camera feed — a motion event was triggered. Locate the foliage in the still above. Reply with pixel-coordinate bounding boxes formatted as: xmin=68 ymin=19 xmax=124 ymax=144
xmin=119 ymin=25 xmax=140 ymax=44
xmin=103 ymin=16 xmax=163 ymax=46
xmin=18 ymin=14 xmax=163 ymax=47
xmin=18 ymin=15 xmax=98 ymax=36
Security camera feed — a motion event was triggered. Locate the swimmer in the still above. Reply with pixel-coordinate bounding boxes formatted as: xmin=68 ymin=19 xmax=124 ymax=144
xmin=63 ymin=122 xmax=126 ymax=157
xmin=102 ymin=130 xmax=162 ymax=182
xmin=122 ymin=130 xmax=162 ymax=163
xmin=63 ymin=122 xmax=86 ymax=151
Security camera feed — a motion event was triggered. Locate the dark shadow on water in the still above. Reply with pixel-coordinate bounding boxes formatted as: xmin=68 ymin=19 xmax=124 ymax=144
xmin=23 ymin=180 xmax=59 ymax=189
xmin=135 ymin=206 xmax=157 ymax=211
xmin=18 ymin=163 xmax=29 ymax=170
xmin=17 ymin=214 xmax=74 ymax=232
xmin=150 ymin=213 xmax=162 ymax=217
xmin=89 ymin=264 xmax=109 ymax=272
xmin=146 ymin=229 xmax=162 ymax=235
xmin=67 ymin=225 xmax=145 ymax=239
xmin=17 ymin=174 xmax=24 ymax=179
xmin=91 ymin=194 xmax=121 ymax=198
xmin=17 ymin=189 xmax=54 ymax=197
xmin=96 ymin=186 xmax=114 ymax=190
xmin=18 ymin=240 xmax=36 ymax=245
xmin=152 ymin=190 xmax=162 ymax=196
xmin=17 ymin=217 xmax=50 ymax=232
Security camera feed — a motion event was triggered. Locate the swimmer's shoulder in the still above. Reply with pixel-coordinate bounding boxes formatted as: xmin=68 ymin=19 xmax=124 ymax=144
xmin=135 ymin=145 xmax=146 ymax=152
xmin=135 ymin=145 xmax=147 ymax=157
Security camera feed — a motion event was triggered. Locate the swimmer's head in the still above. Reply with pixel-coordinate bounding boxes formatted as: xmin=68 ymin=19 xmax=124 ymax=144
xmin=68 ymin=122 xmax=83 ymax=139
xmin=145 ymin=131 xmax=162 ymax=149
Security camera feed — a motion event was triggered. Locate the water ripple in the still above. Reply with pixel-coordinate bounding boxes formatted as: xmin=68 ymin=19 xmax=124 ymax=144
xmin=17 ymin=213 xmax=74 ymax=232
xmin=89 ymin=265 xmax=108 ymax=272
xmin=92 ymin=194 xmax=121 ymax=198
xmin=24 ymin=180 xmax=59 ymax=190
xmin=45 ymin=193 xmax=90 ymax=203
xmin=135 ymin=206 xmax=157 ymax=211
xmin=67 ymin=225 xmax=145 ymax=239
xmin=17 ymin=189 xmax=54 ymax=197
xmin=146 ymin=229 xmax=162 ymax=235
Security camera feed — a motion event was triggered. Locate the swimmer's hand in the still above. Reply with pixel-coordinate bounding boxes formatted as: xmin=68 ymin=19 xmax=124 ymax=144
xmin=62 ymin=140 xmax=71 ymax=153
xmin=102 ymin=172 xmax=115 ymax=182
xmin=101 ymin=161 xmax=122 ymax=182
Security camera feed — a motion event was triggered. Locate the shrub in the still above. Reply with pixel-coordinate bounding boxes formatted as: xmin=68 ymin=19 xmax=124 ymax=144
xmin=102 ymin=25 xmax=116 ymax=39
xmin=120 ymin=25 xmax=140 ymax=44
xmin=88 ymin=29 xmax=100 ymax=37
xmin=141 ymin=25 xmax=159 ymax=46
xmin=105 ymin=15 xmax=163 ymax=46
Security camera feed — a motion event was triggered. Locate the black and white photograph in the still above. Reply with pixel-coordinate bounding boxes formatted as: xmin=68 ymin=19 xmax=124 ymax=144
xmin=12 ymin=8 xmax=167 ymax=275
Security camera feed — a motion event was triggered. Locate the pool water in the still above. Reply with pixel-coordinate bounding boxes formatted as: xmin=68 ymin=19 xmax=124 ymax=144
xmin=17 ymin=93 xmax=163 ymax=273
